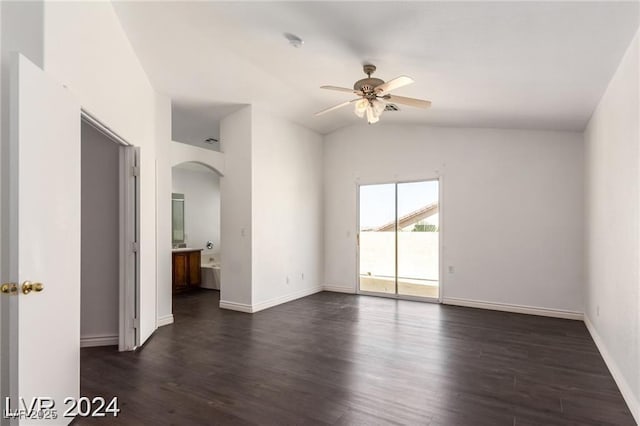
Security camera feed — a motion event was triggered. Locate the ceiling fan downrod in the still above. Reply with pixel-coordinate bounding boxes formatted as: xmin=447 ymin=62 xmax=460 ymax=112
xmin=363 ymin=64 xmax=376 ymax=78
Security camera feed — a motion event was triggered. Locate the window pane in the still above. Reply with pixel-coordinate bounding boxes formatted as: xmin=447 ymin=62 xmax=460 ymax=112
xmin=397 ymin=181 xmax=439 ymax=298
xmin=359 ymin=184 xmax=396 ymax=294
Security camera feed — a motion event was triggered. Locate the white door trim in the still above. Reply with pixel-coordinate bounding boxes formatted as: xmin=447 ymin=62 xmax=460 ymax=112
xmin=80 ymin=111 xmax=139 ymax=351
xmin=118 ymin=146 xmax=140 ymax=351
xmin=81 ymin=109 xmax=130 ymax=147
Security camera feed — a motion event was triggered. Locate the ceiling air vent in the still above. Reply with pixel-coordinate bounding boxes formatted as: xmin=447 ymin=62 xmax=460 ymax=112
xmin=385 ymin=104 xmax=399 ymax=112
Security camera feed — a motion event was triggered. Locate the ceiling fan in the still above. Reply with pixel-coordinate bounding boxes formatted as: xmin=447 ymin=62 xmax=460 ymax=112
xmin=315 ymin=64 xmax=431 ymax=124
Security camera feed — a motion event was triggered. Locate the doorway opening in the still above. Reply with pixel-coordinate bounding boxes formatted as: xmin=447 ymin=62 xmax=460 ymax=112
xmin=80 ymin=116 xmax=139 ymax=351
xmin=358 ymin=179 xmax=440 ymax=301
xmin=170 ymin=162 xmax=221 ymax=318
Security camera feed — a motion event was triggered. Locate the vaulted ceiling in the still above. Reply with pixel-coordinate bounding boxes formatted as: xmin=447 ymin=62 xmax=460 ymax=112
xmin=113 ymin=1 xmax=639 ymax=135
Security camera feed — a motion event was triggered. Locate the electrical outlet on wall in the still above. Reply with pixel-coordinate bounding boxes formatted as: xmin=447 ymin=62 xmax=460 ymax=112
xmin=597 ymin=305 xmax=600 ymax=316
xmin=286 ymin=276 xmax=290 ymax=284
xmin=301 ymin=273 xmax=304 ymax=280
xmin=448 ymin=265 xmax=455 ymax=274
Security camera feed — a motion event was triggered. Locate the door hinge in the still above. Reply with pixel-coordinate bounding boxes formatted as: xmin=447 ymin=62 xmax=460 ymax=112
xmin=131 ymin=166 xmax=139 ymax=177
xmin=131 ymin=317 xmax=139 ymax=330
xmin=131 ymin=241 xmax=139 ymax=253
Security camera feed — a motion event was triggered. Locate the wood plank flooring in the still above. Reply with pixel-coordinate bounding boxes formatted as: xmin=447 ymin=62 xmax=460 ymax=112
xmin=77 ymin=290 xmax=635 ymax=425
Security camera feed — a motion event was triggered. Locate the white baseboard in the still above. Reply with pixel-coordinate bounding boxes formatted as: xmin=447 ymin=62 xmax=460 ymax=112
xmin=80 ymin=334 xmax=118 ymax=348
xmin=252 ymin=286 xmax=323 ymax=313
xmin=220 ymin=286 xmax=323 ymax=313
xmin=442 ymin=297 xmax=584 ymax=320
xmin=584 ymin=315 xmax=640 ymax=424
xmin=323 ymin=285 xmax=356 ymax=294
xmin=219 ymin=300 xmax=253 ymax=313
xmin=157 ymin=314 xmax=174 ymax=327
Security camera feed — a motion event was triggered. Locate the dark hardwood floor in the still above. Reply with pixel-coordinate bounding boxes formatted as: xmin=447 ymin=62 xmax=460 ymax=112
xmin=77 ymin=290 xmax=635 ymax=425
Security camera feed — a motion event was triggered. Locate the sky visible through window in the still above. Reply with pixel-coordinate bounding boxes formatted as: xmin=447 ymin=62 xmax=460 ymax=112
xmin=359 ymin=181 xmax=439 ymax=230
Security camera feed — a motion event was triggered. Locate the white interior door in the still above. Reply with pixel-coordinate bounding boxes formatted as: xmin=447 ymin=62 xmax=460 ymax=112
xmin=6 ymin=53 xmax=81 ymax=423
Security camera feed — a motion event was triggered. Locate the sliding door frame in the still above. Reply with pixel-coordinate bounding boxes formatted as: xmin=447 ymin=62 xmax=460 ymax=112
xmin=355 ymin=177 xmax=443 ymax=304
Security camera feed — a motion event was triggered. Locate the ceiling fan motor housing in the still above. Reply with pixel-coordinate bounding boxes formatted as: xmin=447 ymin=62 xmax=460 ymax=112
xmin=354 ymin=78 xmax=385 ymax=94
xmin=354 ymin=64 xmax=384 ymax=95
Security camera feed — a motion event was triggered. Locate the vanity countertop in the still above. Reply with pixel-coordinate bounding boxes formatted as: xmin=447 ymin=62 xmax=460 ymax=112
xmin=172 ymin=248 xmax=204 ymax=253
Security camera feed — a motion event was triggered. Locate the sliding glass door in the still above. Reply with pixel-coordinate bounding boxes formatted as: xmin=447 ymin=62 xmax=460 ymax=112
xmin=358 ymin=180 xmax=440 ymax=301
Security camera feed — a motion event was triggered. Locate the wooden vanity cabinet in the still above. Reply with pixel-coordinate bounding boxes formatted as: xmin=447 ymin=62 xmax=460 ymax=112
xmin=189 ymin=252 xmax=201 ymax=285
xmin=172 ymin=249 xmax=202 ymax=293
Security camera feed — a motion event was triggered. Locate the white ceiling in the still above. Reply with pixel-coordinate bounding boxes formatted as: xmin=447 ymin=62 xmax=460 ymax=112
xmin=171 ymin=101 xmax=243 ymax=150
xmin=113 ymin=1 xmax=639 ymax=135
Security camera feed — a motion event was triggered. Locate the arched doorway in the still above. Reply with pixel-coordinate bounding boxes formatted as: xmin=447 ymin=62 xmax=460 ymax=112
xmin=171 ymin=161 xmax=222 ymax=317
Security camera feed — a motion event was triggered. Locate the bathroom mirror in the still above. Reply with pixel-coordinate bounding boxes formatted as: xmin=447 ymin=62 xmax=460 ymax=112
xmin=172 ymin=193 xmax=185 ymax=246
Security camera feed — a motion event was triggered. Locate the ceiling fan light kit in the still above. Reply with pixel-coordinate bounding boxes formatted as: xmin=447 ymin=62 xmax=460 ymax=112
xmin=354 ymin=98 xmax=386 ymax=124
xmin=316 ymin=64 xmax=431 ymax=124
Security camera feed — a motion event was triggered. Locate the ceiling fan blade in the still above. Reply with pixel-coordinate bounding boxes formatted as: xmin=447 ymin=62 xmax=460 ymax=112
xmin=385 ymin=94 xmax=431 ymax=109
xmin=314 ymin=99 xmax=360 ymax=116
xmin=375 ymin=76 xmax=414 ymax=94
xmin=320 ymin=85 xmax=361 ymax=95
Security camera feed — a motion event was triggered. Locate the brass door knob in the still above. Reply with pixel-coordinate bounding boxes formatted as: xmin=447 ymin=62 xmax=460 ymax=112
xmin=22 ymin=281 xmax=43 ymax=295
xmin=1 ymin=283 xmax=18 ymax=295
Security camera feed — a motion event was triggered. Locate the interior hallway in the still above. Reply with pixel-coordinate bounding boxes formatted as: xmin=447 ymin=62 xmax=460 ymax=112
xmin=78 ymin=291 xmax=634 ymax=425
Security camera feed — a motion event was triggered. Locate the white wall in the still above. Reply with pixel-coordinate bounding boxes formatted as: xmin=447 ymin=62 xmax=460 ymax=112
xmin=251 ymin=109 xmax=324 ymax=307
xmin=172 ymin=166 xmax=220 ymax=253
xmin=219 ymin=106 xmax=253 ymax=306
xmin=324 ymin=124 xmax=584 ymax=314
xmin=169 ymin=140 xmax=225 ymax=175
xmin=42 ymin=2 xmax=169 ymax=343
xmin=80 ymin=122 xmax=119 ymax=343
xmin=218 ymin=107 xmax=324 ymax=311
xmin=584 ymin=31 xmax=640 ymax=421
xmin=155 ymin=96 xmax=173 ymax=327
